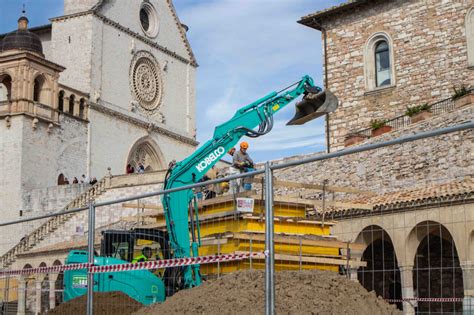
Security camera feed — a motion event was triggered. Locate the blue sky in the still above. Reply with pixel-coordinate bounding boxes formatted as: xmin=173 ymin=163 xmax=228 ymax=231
xmin=0 ymin=0 xmax=344 ymax=162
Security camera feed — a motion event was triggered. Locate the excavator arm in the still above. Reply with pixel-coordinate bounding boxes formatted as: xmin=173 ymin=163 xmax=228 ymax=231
xmin=162 ymin=75 xmax=338 ymax=289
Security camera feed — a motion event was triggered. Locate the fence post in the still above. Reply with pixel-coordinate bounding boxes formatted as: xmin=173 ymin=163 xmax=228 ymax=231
xmin=87 ymin=202 xmax=95 ymax=315
xmin=264 ymin=162 xmax=275 ymax=315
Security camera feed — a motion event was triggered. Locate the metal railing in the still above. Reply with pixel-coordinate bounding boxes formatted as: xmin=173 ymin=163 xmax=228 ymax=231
xmin=348 ymin=93 xmax=463 ymax=139
xmin=0 ymin=121 xmax=472 ymax=315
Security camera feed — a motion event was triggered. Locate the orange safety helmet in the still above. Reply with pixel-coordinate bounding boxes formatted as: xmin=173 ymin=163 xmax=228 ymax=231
xmin=240 ymin=141 xmax=249 ymax=149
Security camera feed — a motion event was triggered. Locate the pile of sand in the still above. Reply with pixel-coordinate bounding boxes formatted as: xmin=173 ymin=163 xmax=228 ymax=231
xmin=45 ymin=291 xmax=142 ymax=315
xmin=136 ymin=269 xmax=402 ymax=314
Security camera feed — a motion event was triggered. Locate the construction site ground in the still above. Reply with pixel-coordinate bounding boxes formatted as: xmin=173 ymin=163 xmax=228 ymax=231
xmin=44 ymin=291 xmax=142 ymax=315
xmin=136 ymin=269 xmax=401 ymax=315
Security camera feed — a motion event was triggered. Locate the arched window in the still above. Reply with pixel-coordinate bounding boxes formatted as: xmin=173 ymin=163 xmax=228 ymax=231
xmin=79 ymin=98 xmax=85 ymax=119
xmin=57 ymin=173 xmax=65 ymax=185
xmin=68 ymin=94 xmax=75 ymax=114
xmin=375 ymin=41 xmax=391 ymax=87
xmin=466 ymin=7 xmax=474 ymax=67
xmin=58 ymin=90 xmax=65 ymax=112
xmin=33 ymin=76 xmax=45 ymax=102
xmin=364 ymin=33 xmax=396 ymax=91
xmin=0 ymin=74 xmax=12 ymax=102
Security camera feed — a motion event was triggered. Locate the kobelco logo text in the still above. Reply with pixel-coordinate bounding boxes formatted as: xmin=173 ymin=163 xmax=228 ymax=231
xmin=195 ymin=147 xmax=226 ymax=172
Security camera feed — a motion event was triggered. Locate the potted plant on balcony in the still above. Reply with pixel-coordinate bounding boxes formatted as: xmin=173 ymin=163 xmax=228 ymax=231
xmin=344 ymin=133 xmax=367 ymax=147
xmin=370 ymin=119 xmax=392 ymax=137
xmin=452 ymin=85 xmax=474 ymax=108
xmin=405 ymin=103 xmax=432 ymax=123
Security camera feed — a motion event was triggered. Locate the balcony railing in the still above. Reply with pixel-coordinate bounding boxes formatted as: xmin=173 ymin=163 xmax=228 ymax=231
xmin=347 ymin=92 xmax=464 ymax=139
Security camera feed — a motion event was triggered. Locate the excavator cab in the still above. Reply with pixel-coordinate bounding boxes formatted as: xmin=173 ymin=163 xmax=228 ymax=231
xmin=63 ymin=228 xmax=183 ymax=305
xmin=287 ymin=86 xmax=339 ymax=125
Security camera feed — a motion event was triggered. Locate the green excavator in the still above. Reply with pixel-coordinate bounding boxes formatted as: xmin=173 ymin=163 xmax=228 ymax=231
xmin=63 ymin=75 xmax=338 ymax=305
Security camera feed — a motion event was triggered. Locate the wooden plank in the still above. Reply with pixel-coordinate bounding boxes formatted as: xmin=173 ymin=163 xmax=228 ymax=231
xmin=198 ymin=190 xmax=256 ymax=207
xmin=233 ymin=233 xmax=366 ymax=251
xmin=120 ymin=216 xmax=157 ymax=223
xmin=136 ymin=211 xmax=250 ymax=229
xmin=250 ymin=178 xmax=376 ymax=195
xmin=235 ymin=251 xmax=367 ymax=267
xmin=266 ymin=195 xmax=373 ymax=210
xmin=122 ymin=202 xmax=163 ymax=210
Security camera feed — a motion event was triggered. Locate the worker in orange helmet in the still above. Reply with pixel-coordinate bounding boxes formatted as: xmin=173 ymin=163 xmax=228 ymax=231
xmin=233 ymin=141 xmax=255 ymax=191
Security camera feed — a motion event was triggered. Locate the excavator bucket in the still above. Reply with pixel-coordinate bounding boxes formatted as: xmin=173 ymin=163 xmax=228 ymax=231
xmin=287 ymin=87 xmax=339 ymax=125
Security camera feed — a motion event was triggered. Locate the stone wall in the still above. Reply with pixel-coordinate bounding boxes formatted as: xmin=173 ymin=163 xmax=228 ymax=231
xmin=88 ymin=108 xmax=196 ymax=179
xmin=64 ymin=0 xmax=98 ymax=15
xmin=33 ymin=182 xmax=163 ymax=250
xmin=0 ymin=114 xmax=88 ymax=254
xmin=318 ymin=0 xmax=474 ymax=150
xmin=51 ymin=14 xmax=94 ymax=93
xmin=273 ymin=103 xmax=473 ymax=195
xmin=22 ymin=183 xmax=89 ymax=216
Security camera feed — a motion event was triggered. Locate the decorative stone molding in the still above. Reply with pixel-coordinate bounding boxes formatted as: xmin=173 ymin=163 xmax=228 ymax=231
xmin=94 ymin=12 xmax=197 ymax=67
xmin=364 ymin=32 xmax=396 ymax=91
xmin=466 ymin=7 xmax=474 ymax=67
xmin=139 ymin=1 xmax=159 ymax=38
xmin=89 ymin=101 xmax=198 ymax=146
xmin=31 ymin=117 xmax=39 ymax=129
xmin=47 ymin=123 xmax=54 ymax=134
xmin=129 ymin=50 xmax=163 ymax=113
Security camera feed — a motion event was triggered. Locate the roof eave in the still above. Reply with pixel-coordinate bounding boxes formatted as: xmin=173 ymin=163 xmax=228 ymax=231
xmin=297 ymin=18 xmax=323 ymax=31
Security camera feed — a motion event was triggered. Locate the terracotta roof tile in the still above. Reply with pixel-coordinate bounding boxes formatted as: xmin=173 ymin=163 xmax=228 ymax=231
xmin=298 ymin=0 xmax=369 ymax=25
xmin=365 ymin=178 xmax=474 ymax=208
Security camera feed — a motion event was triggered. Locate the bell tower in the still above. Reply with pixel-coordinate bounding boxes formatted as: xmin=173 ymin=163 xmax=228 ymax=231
xmin=0 ymin=15 xmax=64 ymax=124
xmin=0 ymin=14 xmax=67 ymax=253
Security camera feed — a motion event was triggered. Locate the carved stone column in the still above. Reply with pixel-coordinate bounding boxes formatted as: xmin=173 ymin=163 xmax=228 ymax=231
xmin=399 ymin=265 xmax=415 ymax=315
xmin=17 ymin=276 xmax=26 ymax=315
xmin=48 ymin=273 xmax=59 ymax=311
xmin=34 ymin=274 xmax=44 ymax=315
xmin=461 ymin=261 xmax=474 ymax=314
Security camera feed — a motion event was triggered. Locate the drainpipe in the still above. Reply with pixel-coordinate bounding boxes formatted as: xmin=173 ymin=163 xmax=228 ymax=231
xmin=312 ymin=18 xmax=331 ymax=153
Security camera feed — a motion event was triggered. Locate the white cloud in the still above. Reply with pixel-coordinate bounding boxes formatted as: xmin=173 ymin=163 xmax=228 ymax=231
xmin=175 ymin=0 xmax=343 ymax=162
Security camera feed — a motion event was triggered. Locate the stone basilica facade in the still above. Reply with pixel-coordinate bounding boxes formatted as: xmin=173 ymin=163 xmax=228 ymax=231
xmin=0 ymin=0 xmax=197 ymax=254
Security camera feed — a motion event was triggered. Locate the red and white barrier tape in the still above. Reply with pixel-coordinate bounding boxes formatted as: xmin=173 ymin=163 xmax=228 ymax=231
xmin=90 ymin=252 xmax=259 ymax=273
xmin=0 ymin=263 xmax=90 ymax=277
xmin=0 ymin=252 xmax=261 ymax=276
xmin=385 ymin=297 xmax=464 ymax=303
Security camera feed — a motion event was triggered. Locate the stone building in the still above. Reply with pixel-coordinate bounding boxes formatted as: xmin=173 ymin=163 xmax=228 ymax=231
xmin=291 ymin=1 xmax=474 ymax=314
xmin=0 ymin=0 xmax=197 ymax=254
xmin=298 ymin=0 xmax=474 ymax=151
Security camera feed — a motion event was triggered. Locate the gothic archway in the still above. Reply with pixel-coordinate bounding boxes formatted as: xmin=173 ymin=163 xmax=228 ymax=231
xmin=126 ymin=137 xmax=165 ymax=172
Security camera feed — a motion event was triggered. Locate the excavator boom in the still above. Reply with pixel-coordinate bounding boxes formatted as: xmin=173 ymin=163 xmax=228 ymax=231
xmin=163 ymin=75 xmax=338 ymax=288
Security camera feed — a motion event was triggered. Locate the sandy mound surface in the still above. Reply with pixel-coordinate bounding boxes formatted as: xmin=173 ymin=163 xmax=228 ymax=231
xmin=45 ymin=291 xmax=142 ymax=315
xmin=136 ymin=269 xmax=402 ymax=315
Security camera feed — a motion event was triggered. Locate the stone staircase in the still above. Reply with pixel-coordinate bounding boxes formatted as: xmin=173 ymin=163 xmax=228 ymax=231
xmin=0 ymin=177 xmax=110 ymax=268
xmin=0 ymin=170 xmax=167 ymax=268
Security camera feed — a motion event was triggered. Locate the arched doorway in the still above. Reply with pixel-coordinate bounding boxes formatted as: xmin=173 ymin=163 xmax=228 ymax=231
xmin=412 ymin=221 xmax=463 ymax=314
xmin=356 ymin=225 xmax=402 ymax=310
xmin=127 ymin=137 xmax=165 ymax=173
